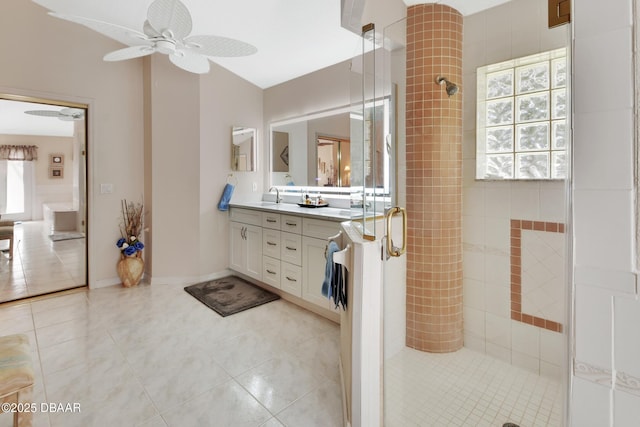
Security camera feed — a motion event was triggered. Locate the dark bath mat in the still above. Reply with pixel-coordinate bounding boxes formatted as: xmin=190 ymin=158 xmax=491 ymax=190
xmin=184 ymin=276 xmax=279 ymax=317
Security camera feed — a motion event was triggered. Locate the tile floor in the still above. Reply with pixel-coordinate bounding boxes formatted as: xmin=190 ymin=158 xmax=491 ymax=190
xmin=0 ymin=221 xmax=85 ymax=303
xmin=0 ymin=284 xmax=342 ymax=427
xmin=0 ymin=252 xmax=565 ymax=426
xmin=385 ymin=346 xmax=564 ymax=426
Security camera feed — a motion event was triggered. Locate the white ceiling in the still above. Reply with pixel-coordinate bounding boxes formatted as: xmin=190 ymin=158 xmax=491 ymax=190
xmin=31 ymin=0 xmax=511 ymax=90
xmin=403 ymin=0 xmax=511 ymax=16
xmin=0 ymin=100 xmax=77 ymax=137
xmin=10 ymin=0 xmax=510 ymax=137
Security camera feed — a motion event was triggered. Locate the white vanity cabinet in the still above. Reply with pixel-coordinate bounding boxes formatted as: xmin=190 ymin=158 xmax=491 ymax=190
xmin=301 ymin=218 xmax=341 ymax=311
xmin=230 ymin=209 xmax=263 ymax=281
xmin=259 ymin=211 xmax=304 ymax=296
xmin=229 ymin=206 xmax=343 ymax=314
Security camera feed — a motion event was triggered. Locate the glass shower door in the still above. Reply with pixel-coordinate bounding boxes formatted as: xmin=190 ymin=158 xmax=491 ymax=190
xmin=346 ymin=17 xmax=407 ymax=427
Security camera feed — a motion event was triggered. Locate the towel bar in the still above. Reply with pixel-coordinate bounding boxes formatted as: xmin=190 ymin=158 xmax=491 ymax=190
xmin=333 ymin=244 xmax=351 ymax=272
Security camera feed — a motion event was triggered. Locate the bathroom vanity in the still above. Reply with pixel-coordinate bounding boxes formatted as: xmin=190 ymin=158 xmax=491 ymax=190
xmin=229 ymin=201 xmax=349 ymax=321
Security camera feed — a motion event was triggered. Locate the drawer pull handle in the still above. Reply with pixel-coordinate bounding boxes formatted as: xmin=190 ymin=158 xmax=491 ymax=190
xmin=266 ymin=269 xmax=277 ymax=275
xmin=267 ymin=241 xmax=277 ymax=246
xmin=286 ymin=276 xmax=297 ymax=282
xmin=285 ymin=222 xmax=297 ymax=226
xmin=266 ymin=219 xmax=277 ymax=223
xmin=285 ymin=246 xmax=297 ymax=251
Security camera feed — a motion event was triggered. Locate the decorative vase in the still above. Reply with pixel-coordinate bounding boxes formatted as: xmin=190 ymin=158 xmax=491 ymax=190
xmin=117 ymin=252 xmax=144 ymax=287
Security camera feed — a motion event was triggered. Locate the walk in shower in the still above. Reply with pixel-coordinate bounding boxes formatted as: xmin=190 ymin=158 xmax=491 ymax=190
xmin=347 ymin=0 xmax=571 ymax=425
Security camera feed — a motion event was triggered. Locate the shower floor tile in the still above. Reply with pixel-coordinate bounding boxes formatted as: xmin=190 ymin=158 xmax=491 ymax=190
xmin=384 ymin=347 xmax=563 ymax=426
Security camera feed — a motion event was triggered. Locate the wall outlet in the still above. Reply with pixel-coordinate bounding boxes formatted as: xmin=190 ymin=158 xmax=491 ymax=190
xmin=252 ymin=182 xmax=257 ymax=192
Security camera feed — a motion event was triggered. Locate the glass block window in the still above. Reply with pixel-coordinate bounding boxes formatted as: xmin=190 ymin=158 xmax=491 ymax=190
xmin=476 ymin=48 xmax=568 ymax=180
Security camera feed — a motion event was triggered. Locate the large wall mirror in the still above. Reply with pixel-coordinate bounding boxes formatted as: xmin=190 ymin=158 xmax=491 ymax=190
xmin=270 ymin=99 xmax=393 ymax=194
xmin=270 ymin=107 xmax=350 ymax=188
xmin=0 ymin=94 xmax=87 ymax=302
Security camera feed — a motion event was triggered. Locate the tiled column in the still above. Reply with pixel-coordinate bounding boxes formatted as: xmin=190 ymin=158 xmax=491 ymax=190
xmin=405 ymin=4 xmax=463 ymax=353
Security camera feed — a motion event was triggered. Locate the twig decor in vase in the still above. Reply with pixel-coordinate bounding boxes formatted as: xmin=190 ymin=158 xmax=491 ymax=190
xmin=116 ymin=199 xmax=145 ymax=287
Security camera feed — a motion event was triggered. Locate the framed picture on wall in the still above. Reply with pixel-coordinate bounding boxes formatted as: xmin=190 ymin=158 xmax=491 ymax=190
xmin=49 ymin=153 xmax=64 ymax=165
xmin=49 ymin=167 xmax=64 ymax=179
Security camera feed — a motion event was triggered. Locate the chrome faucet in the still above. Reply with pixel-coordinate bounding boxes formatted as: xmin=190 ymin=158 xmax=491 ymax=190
xmin=268 ymin=186 xmax=282 ymax=204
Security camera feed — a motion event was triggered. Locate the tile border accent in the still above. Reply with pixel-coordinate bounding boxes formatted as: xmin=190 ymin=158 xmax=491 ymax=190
xmin=510 ymin=219 xmax=564 ymax=333
xmin=574 ymin=360 xmax=640 ymax=396
xmin=574 ymin=360 xmax=612 ymax=387
xmin=616 ymin=371 xmax=640 ymax=397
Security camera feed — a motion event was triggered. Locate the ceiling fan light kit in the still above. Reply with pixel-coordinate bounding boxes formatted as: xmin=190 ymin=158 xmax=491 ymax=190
xmin=49 ymin=0 xmax=257 ymax=74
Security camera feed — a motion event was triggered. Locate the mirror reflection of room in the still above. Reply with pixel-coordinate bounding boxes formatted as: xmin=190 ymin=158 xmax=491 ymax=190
xmin=0 ymin=97 xmax=87 ymax=303
xmin=231 ymin=126 xmax=256 ymax=171
xmin=316 ymin=135 xmax=350 ymax=187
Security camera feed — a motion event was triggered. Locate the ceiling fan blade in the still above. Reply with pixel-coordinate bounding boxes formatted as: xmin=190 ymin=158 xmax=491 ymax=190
xmin=104 ymin=45 xmax=156 ymax=62
xmin=59 ymin=108 xmax=85 ymax=120
xmin=147 ymin=0 xmax=192 ymax=40
xmin=169 ymin=50 xmax=210 ymax=74
xmin=48 ymin=12 xmax=151 ymax=45
xmin=143 ymin=20 xmax=161 ymax=38
xmin=184 ymin=35 xmax=257 ymax=57
xmin=24 ymin=110 xmax=62 ymax=117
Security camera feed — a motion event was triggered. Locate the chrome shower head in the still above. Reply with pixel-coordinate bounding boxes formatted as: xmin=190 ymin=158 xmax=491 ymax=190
xmin=436 ymin=76 xmax=459 ymax=97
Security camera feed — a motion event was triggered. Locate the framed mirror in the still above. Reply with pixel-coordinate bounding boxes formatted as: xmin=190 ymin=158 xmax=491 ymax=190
xmin=231 ymin=126 xmax=256 ymax=171
xmin=0 ymin=93 xmax=88 ymax=302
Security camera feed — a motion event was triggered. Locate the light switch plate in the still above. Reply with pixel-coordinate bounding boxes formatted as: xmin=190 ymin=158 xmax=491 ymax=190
xmin=100 ymin=183 xmax=113 ymax=194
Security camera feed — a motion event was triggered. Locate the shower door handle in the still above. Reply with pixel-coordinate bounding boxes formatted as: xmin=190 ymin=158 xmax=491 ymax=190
xmin=385 ymin=206 xmax=407 ymax=258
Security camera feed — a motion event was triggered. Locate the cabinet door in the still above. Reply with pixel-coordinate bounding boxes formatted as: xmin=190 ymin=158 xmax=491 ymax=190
xmin=244 ymin=224 xmax=263 ymax=280
xmin=230 ymin=221 xmax=245 ymax=273
xmin=302 ymin=236 xmax=331 ymax=309
xmin=281 ymin=262 xmax=302 ymax=297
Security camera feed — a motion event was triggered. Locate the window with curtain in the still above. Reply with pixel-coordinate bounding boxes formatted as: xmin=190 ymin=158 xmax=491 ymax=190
xmin=0 ymin=145 xmax=38 ymax=161
xmin=0 ymin=145 xmax=37 ymax=217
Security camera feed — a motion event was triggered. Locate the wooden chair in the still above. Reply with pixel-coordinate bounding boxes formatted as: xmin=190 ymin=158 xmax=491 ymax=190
xmin=0 ymin=220 xmax=14 ymax=260
xmin=0 ymin=334 xmax=34 ymax=427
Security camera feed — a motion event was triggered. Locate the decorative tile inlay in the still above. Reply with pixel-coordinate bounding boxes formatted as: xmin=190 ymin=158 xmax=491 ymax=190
xmin=521 ymin=229 xmax=565 ymax=323
xmin=574 ymin=360 xmax=612 ymax=387
xmin=616 ymin=371 xmax=640 ymax=396
xmin=510 ymin=219 xmax=564 ymax=333
xmin=574 ymin=361 xmax=640 ymax=396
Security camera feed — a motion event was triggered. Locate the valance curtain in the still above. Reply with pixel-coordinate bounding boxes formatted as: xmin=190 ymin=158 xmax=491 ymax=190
xmin=0 ymin=145 xmax=38 ymax=161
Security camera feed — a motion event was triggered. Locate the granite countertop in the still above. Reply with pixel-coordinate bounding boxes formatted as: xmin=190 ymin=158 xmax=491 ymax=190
xmin=229 ymin=201 xmax=353 ymax=221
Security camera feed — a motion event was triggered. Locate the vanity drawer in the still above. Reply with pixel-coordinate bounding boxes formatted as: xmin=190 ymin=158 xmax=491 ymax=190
xmin=230 ymin=208 xmax=262 ymax=226
xmin=262 ymin=212 xmax=281 ymax=230
xmin=262 ymin=256 xmax=281 ymax=289
xmin=302 ymin=218 xmax=341 ymax=240
xmin=281 ymin=215 xmax=302 ymax=234
xmin=280 ymin=232 xmax=302 ymax=266
xmin=262 ymin=229 xmax=281 ymax=258
xmin=280 ymin=262 xmax=302 ymax=297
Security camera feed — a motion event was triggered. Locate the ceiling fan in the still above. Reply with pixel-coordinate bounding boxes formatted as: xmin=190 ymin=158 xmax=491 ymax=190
xmin=49 ymin=0 xmax=258 ymax=74
xmin=24 ymin=108 xmax=85 ymax=121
